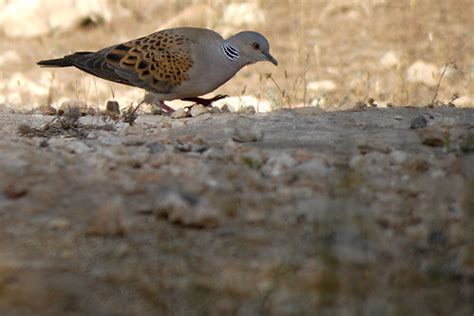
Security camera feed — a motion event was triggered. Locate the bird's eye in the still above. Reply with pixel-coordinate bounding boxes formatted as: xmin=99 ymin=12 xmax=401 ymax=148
xmin=252 ymin=42 xmax=260 ymax=50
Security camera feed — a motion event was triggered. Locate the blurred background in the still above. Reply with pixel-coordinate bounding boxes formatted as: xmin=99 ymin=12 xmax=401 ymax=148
xmin=0 ymin=0 xmax=472 ymax=112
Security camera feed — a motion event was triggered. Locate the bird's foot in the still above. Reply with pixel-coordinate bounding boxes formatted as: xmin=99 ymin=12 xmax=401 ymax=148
xmin=182 ymin=94 xmax=228 ymax=107
xmin=156 ymin=101 xmax=175 ymax=115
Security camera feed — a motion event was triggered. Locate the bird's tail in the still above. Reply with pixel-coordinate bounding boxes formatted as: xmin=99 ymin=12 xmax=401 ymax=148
xmin=37 ymin=52 xmax=93 ymax=68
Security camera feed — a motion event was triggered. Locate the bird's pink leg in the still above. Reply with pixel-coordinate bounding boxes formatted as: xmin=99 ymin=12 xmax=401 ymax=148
xmin=157 ymin=101 xmax=175 ymax=114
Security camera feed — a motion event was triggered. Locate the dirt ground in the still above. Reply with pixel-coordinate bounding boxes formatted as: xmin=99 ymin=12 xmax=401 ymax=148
xmin=0 ymin=0 xmax=473 ymax=315
xmin=0 ymin=106 xmax=473 ymax=315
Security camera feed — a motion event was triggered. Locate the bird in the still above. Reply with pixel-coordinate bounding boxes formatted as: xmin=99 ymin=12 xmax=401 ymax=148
xmin=37 ymin=27 xmax=278 ymax=113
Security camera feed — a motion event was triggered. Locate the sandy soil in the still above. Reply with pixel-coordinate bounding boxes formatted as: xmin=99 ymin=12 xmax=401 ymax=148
xmin=0 ymin=106 xmax=473 ymax=315
xmin=0 ymin=1 xmax=473 ymax=315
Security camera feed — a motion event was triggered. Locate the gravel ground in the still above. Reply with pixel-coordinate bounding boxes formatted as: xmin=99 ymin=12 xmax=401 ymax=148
xmin=0 ymin=106 xmax=473 ymax=315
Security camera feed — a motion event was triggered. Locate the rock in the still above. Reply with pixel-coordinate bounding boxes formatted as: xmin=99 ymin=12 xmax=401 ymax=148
xmin=189 ymin=104 xmax=209 ymax=117
xmin=231 ymin=118 xmax=264 ymax=142
xmin=213 ymin=95 xmax=271 ymax=113
xmin=407 ymin=60 xmax=439 ymax=87
xmin=419 ymin=126 xmax=445 ymax=147
xmin=262 ymin=153 xmax=298 ymax=176
xmin=155 ymin=191 xmax=220 ymax=228
xmin=39 ymin=105 xmax=57 ymax=116
xmin=221 ymin=104 xmax=232 ymax=113
xmin=451 ymin=96 xmax=472 ymax=108
xmin=306 ymin=80 xmax=337 ymax=93
xmin=379 ymin=51 xmax=400 ymax=69
xmin=3 ymin=182 xmax=28 ymax=199
xmin=0 ymin=0 xmax=113 ymax=38
xmin=87 ymin=106 xmax=97 ymax=116
xmin=60 ymin=106 xmax=81 ymax=127
xmin=49 ymin=218 xmax=71 ymax=230
xmin=63 ymin=140 xmax=94 ymax=154
xmin=171 ymin=108 xmax=188 ymax=119
xmin=410 ymin=115 xmax=428 ymax=129
xmin=238 ymin=105 xmax=256 ymax=114
xmin=352 ymin=101 xmax=367 ymax=111
xmin=58 ymin=99 xmax=87 ymax=116
xmin=210 ymin=106 xmax=221 ymax=114
xmin=105 ymin=100 xmax=120 ymax=119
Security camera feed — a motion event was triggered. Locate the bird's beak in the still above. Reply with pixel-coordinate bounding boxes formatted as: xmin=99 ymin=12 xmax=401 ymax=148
xmin=264 ymin=52 xmax=278 ymax=66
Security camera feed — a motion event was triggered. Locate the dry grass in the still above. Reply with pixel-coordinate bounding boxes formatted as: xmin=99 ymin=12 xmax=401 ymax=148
xmin=0 ymin=0 xmax=472 ymax=110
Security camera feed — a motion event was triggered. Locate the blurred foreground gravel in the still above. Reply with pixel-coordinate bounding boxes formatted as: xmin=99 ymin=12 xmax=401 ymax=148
xmin=0 ymin=107 xmax=473 ymax=315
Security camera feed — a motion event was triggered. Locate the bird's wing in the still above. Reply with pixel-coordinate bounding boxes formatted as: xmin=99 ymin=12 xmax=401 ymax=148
xmin=104 ymin=30 xmax=195 ymax=94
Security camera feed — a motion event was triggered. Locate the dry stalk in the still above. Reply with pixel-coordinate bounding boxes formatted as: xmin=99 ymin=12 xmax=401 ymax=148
xmin=430 ymin=61 xmax=456 ymax=105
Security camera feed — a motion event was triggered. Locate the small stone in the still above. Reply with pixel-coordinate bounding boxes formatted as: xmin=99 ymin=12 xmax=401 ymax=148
xmin=105 ymin=100 xmax=120 ymax=119
xmin=189 ymin=104 xmax=209 ymax=117
xmin=49 ymin=218 xmax=71 ymax=230
xmin=39 ymin=104 xmax=57 ymax=116
xmin=419 ymin=126 xmax=445 ymax=147
xmin=60 ymin=106 xmax=81 ymax=127
xmin=122 ymin=137 xmax=146 ymax=146
xmin=410 ymin=115 xmax=428 ymax=129
xmin=352 ymin=101 xmax=367 ymax=111
xmin=221 ymin=104 xmax=232 ymax=113
xmin=238 ymin=105 xmax=256 ymax=114
xmin=231 ymin=118 xmax=264 ymax=142
xmin=3 ymin=182 xmax=27 ymax=199
xmin=171 ymin=108 xmax=188 ymax=119
xmin=210 ymin=106 xmax=221 ymax=114
xmin=59 ymin=99 xmax=87 ymax=116
xmin=155 ymin=192 xmax=220 ymax=228
xmin=87 ymin=106 xmax=97 ymax=116
xmin=262 ymin=153 xmax=297 ymax=176
xmin=394 ymin=115 xmax=403 ymax=121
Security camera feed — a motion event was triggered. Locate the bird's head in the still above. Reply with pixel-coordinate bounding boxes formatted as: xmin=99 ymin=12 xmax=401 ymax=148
xmin=226 ymin=31 xmax=278 ymax=66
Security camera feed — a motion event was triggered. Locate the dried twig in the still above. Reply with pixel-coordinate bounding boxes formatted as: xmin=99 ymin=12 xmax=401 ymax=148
xmin=430 ymin=61 xmax=456 ymax=105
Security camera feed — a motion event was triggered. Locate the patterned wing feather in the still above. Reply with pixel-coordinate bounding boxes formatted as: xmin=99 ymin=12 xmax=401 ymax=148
xmin=105 ymin=30 xmax=194 ymax=94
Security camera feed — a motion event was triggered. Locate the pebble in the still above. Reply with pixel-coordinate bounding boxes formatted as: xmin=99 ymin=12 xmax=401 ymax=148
xmin=105 ymin=100 xmax=120 ymax=119
xmin=155 ymin=191 xmax=220 ymax=228
xmin=59 ymin=99 xmax=87 ymax=116
xmin=231 ymin=118 xmax=264 ymax=143
xmin=49 ymin=218 xmax=71 ymax=230
xmin=238 ymin=105 xmax=256 ymax=114
xmin=171 ymin=108 xmax=188 ymax=119
xmin=189 ymin=104 xmax=209 ymax=117
xmin=221 ymin=104 xmax=232 ymax=113
xmin=410 ymin=115 xmax=428 ymax=129
xmin=39 ymin=104 xmax=57 ymax=116
xmin=419 ymin=126 xmax=445 ymax=147
xmin=262 ymin=153 xmax=297 ymax=176
xmin=352 ymin=101 xmax=367 ymax=111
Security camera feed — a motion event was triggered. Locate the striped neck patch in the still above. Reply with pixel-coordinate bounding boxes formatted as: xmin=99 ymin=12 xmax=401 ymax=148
xmin=221 ymin=43 xmax=240 ymax=61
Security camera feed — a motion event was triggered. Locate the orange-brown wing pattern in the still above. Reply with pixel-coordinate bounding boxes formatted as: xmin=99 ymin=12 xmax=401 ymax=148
xmin=105 ymin=30 xmax=194 ymax=93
